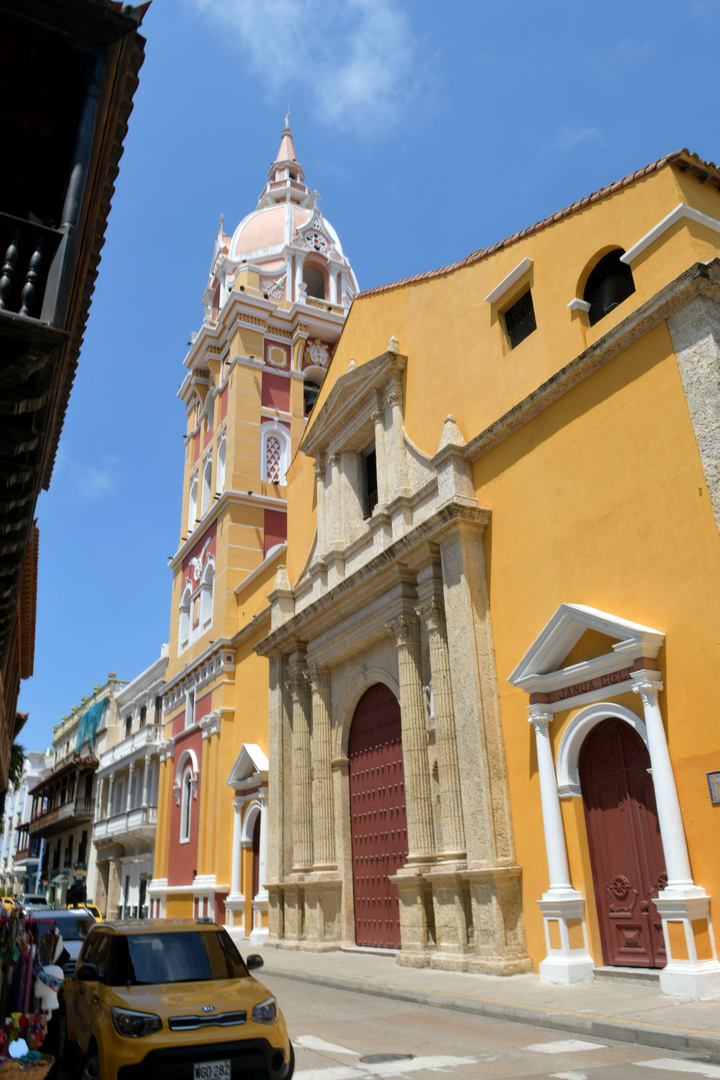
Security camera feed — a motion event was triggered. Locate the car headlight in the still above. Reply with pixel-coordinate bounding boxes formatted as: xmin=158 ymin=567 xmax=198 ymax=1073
xmin=251 ymin=996 xmax=278 ymax=1024
xmin=111 ymin=1006 xmax=163 ymax=1038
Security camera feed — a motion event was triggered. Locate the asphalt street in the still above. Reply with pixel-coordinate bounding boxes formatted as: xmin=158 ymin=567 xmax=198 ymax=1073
xmin=266 ymin=972 xmax=720 ymax=1080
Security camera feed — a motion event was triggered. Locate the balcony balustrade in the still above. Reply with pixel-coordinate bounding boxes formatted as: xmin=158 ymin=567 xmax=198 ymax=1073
xmin=0 ymin=212 xmax=64 ymax=324
xmin=93 ymin=805 xmax=157 ymax=842
xmin=28 ymin=796 xmax=96 ymax=837
xmin=99 ymin=724 xmax=163 ymax=770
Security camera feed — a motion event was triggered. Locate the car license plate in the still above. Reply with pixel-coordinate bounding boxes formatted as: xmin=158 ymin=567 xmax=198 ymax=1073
xmin=193 ymin=1061 xmax=231 ymax=1079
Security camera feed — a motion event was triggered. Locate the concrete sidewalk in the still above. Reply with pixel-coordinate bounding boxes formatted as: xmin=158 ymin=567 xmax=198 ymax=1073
xmin=242 ymin=942 xmax=720 ymax=1057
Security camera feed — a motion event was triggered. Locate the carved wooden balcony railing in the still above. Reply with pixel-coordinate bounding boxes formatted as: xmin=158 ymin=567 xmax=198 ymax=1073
xmin=0 ymin=214 xmax=63 ymax=324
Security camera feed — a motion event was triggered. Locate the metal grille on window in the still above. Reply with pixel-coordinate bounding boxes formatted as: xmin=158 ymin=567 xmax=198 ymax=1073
xmin=266 ymin=435 xmax=281 ymax=483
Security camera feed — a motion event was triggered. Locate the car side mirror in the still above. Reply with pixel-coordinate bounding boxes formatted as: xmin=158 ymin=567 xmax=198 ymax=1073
xmin=63 ymin=961 xmax=77 ymax=978
xmin=245 ymin=954 xmax=264 ymax=971
xmin=77 ymin=963 xmax=102 ymax=981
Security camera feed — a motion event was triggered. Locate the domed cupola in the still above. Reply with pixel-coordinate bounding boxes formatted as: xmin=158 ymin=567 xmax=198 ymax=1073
xmin=216 ymin=116 xmax=358 ymax=310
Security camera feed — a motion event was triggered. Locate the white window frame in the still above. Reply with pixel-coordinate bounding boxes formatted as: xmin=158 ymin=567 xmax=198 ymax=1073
xmin=216 ymin=428 xmax=226 ymax=494
xmin=187 ymin=472 xmax=198 ymax=535
xmin=260 ymin=421 xmax=291 ymax=485
xmin=201 ymin=452 xmax=213 ymax=517
xmin=180 ymin=767 xmax=193 ymax=843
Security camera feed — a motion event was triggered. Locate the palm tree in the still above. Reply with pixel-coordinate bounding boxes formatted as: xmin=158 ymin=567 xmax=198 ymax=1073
xmin=8 ymin=743 xmax=25 ymax=789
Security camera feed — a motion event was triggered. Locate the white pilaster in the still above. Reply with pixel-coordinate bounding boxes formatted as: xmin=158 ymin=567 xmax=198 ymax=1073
xmin=529 ymin=707 xmax=594 ymax=984
xmin=632 ymin=672 xmax=720 ymax=999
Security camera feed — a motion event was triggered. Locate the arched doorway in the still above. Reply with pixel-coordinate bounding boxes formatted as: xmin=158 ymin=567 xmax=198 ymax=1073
xmin=580 ymin=718 xmax=667 ymax=968
xmin=348 ymin=683 xmax=408 ymax=948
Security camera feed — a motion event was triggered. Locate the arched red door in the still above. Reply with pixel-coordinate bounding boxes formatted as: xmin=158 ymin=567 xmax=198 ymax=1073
xmin=580 ymin=718 xmax=667 ymax=968
xmin=349 ymin=683 xmax=408 ymax=948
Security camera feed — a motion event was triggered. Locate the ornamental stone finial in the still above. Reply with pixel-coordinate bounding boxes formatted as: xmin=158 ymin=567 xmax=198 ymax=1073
xmin=273 ymin=564 xmax=292 ymax=593
xmin=387 ymin=335 xmax=399 ymax=354
xmin=438 ymin=414 xmax=466 ymax=451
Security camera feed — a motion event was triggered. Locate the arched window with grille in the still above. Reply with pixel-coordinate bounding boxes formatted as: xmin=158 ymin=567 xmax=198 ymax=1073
xmin=261 ymin=422 xmax=290 ymax=485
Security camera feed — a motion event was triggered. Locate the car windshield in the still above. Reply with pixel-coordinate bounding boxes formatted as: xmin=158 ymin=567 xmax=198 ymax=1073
xmin=31 ymin=914 xmax=95 ymax=941
xmin=112 ymin=930 xmax=247 ymax=986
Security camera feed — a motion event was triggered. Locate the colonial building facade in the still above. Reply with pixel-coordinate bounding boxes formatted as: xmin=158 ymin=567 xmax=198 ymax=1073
xmin=255 ymin=149 xmax=720 ymax=999
xmin=150 ymin=121 xmax=358 ymax=935
xmin=29 ymin=675 xmax=125 ymax=908
xmin=93 ymin=647 xmax=167 ymax=918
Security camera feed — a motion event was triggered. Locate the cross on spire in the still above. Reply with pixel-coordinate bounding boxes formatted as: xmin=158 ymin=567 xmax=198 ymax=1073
xmin=311 ymin=190 xmax=322 ymax=209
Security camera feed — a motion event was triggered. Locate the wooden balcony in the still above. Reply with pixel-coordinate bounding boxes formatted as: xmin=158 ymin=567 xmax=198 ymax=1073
xmin=29 ymin=796 xmax=96 ymax=838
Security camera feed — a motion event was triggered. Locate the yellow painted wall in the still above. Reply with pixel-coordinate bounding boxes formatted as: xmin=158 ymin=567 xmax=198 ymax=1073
xmin=480 ymin=320 xmax=720 ymax=964
xmin=278 ymin=158 xmax=720 ymax=969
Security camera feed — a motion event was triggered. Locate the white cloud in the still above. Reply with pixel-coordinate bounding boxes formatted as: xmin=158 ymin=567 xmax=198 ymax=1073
xmin=53 ymin=448 xmax=125 ymax=505
xmin=551 ymin=125 xmax=604 ymax=152
xmin=187 ymin=0 xmax=428 ymax=137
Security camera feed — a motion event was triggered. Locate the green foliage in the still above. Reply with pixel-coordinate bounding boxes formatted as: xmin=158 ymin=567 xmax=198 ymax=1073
xmin=8 ymin=744 xmax=25 ymax=789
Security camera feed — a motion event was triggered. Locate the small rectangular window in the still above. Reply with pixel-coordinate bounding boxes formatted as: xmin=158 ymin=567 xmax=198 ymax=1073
xmin=503 ymin=290 xmax=537 ymax=350
xmin=185 ymin=689 xmax=195 ymax=730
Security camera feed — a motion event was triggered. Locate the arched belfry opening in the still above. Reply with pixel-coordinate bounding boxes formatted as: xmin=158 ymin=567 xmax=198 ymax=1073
xmin=303 ymin=264 xmax=326 ymax=299
xmin=579 ymin=717 xmax=667 ymax=969
xmin=348 ymin=683 xmax=408 ymax=948
xmin=583 ymin=249 xmax=635 ymax=326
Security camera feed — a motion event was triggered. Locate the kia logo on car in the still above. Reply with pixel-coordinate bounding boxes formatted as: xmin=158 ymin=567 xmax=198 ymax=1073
xmin=201 ymin=1005 xmax=215 ymax=1013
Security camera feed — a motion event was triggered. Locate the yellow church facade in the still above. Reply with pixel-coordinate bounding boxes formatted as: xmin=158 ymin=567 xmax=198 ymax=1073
xmin=256 ymin=148 xmax=720 ymax=1000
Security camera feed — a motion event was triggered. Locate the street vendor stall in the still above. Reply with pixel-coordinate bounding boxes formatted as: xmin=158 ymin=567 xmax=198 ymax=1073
xmin=0 ymin=908 xmax=65 ymax=1078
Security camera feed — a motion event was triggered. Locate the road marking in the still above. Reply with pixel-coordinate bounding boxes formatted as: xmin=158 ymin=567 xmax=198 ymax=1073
xmin=294 ymin=1055 xmax=477 ymax=1079
xmin=550 ymin=1073 xmax=589 ymax=1080
xmin=635 ymin=1061 xmax=720 ymax=1078
xmin=525 ymin=1039 xmax=607 ymax=1054
xmin=296 ymin=1036 xmax=360 ymax=1055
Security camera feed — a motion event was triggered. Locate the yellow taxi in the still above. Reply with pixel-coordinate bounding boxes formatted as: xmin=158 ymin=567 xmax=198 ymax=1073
xmin=66 ymin=901 xmax=104 ymax=921
xmin=1 ymin=896 xmax=13 ymax=912
xmin=61 ymin=919 xmax=293 ymax=1080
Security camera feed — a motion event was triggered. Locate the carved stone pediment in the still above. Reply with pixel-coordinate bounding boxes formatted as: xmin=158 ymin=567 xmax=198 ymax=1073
xmin=301 ymin=348 xmax=407 ymax=459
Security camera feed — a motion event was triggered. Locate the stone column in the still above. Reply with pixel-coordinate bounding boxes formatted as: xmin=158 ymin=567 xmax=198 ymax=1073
xmin=372 ymin=405 xmax=388 ymax=508
xmin=141 ymin=754 xmax=150 ymax=809
xmin=529 ymin=707 xmax=594 ymax=984
xmin=107 ymin=773 xmax=115 ymax=819
xmin=288 ymin=659 xmax=313 ymax=873
xmin=309 ymin=665 xmax=336 ymax=869
xmin=383 ymin=379 xmax=408 ymax=494
xmin=295 ymin=257 xmax=304 ymax=301
xmin=632 ymin=671 xmax=720 ymax=999
xmin=387 ymin=614 xmax=435 ymax=862
xmin=327 ymin=453 xmax=343 ymax=547
xmin=314 ymin=456 xmax=327 ymax=558
xmin=418 ymin=597 xmax=465 ymax=859
xmin=126 ymin=762 xmax=134 ymax=813
xmin=329 ymin=266 xmax=338 ymax=305
xmin=230 ymin=795 xmax=242 ymax=898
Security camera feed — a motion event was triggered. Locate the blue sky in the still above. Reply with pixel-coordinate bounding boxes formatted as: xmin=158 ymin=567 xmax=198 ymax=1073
xmin=18 ymin=0 xmax=720 ymax=750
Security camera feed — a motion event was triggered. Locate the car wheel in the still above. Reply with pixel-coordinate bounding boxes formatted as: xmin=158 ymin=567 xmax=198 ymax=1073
xmin=80 ymin=1050 xmax=101 ymax=1080
xmin=285 ymin=1043 xmax=295 ymax=1079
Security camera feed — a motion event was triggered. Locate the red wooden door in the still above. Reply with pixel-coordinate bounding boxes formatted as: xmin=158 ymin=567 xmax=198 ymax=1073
xmin=580 ymin=719 xmax=667 ymax=968
xmin=349 ymin=684 xmax=408 ymax=948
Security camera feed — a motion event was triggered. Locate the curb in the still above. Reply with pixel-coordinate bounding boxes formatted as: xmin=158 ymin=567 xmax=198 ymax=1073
xmin=262 ymin=965 xmax=720 ymax=1057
